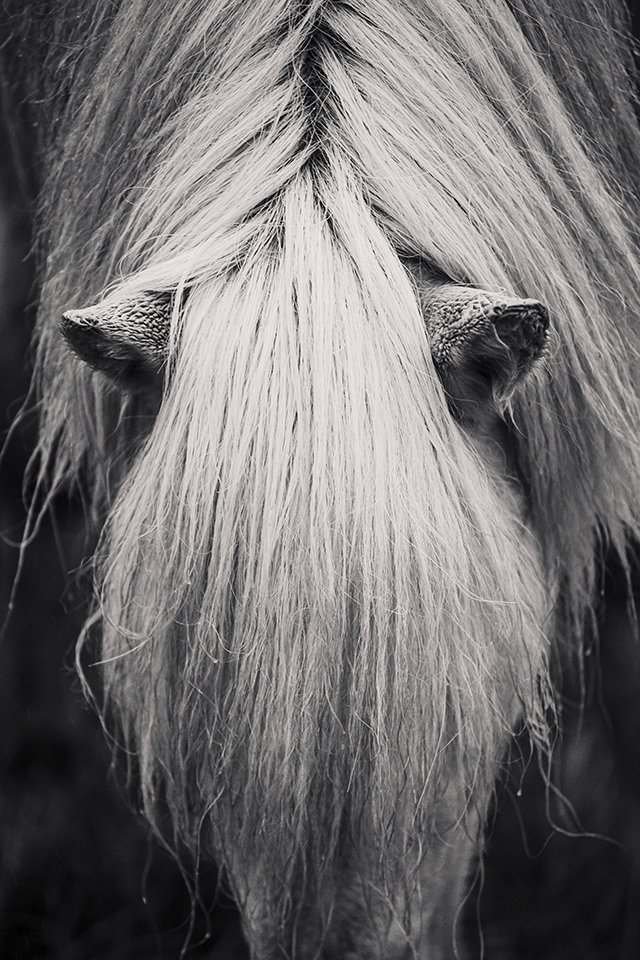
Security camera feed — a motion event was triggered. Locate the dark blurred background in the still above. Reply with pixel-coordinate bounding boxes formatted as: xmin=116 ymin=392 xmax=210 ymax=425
xmin=1 ymin=6 xmax=640 ymax=958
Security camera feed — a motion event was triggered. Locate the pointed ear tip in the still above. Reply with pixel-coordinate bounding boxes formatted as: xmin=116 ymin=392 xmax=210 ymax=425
xmin=522 ymin=300 xmax=550 ymax=327
xmin=491 ymin=297 xmax=549 ymax=321
xmin=490 ymin=298 xmax=550 ymax=354
xmin=59 ymin=315 xmax=89 ymax=354
xmin=60 ymin=312 xmax=84 ymax=339
xmin=60 ymin=307 xmax=96 ymax=330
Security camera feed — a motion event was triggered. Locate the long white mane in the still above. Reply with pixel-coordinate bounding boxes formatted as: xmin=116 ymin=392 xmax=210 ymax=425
xmin=5 ymin=0 xmax=640 ymax=953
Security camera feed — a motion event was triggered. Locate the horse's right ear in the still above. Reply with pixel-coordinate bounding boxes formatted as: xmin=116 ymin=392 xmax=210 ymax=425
xmin=60 ymin=292 xmax=172 ymax=395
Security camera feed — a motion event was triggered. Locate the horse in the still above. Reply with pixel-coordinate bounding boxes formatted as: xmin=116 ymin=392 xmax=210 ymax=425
xmin=2 ymin=0 xmax=640 ymax=956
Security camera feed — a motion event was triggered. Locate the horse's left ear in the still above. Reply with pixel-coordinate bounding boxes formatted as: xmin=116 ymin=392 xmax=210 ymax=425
xmin=60 ymin=292 xmax=172 ymax=394
xmin=423 ymin=284 xmax=549 ymax=421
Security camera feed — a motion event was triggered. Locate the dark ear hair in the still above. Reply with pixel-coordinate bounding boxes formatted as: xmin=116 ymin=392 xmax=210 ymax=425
xmin=423 ymin=284 xmax=548 ymax=424
xmin=60 ymin=292 xmax=172 ymax=394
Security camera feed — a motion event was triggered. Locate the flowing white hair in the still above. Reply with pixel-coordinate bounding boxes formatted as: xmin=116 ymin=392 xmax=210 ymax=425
xmin=7 ymin=0 xmax=640 ymax=950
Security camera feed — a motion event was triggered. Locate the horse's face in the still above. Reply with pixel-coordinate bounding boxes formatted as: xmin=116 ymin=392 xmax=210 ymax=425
xmin=61 ymin=275 xmax=551 ymax=956
xmin=8 ymin=0 xmax=640 ymax=955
